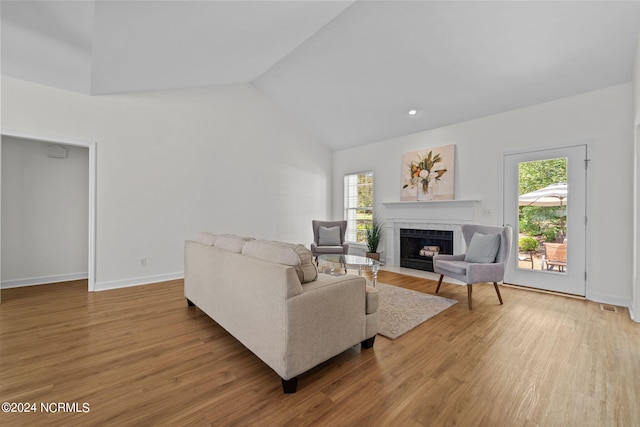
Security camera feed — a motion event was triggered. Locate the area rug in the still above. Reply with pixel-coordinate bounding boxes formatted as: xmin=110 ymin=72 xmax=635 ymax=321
xmin=376 ymin=282 xmax=457 ymax=339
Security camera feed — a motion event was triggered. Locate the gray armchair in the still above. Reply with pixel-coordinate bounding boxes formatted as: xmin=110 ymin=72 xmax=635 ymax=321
xmin=433 ymin=224 xmax=512 ymax=310
xmin=310 ymin=220 xmax=349 ymax=261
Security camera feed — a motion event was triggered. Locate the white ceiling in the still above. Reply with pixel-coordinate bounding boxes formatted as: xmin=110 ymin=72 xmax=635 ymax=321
xmin=2 ymin=1 xmax=640 ymax=151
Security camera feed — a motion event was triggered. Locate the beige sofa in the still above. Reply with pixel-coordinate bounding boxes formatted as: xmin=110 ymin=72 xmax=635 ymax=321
xmin=184 ymin=233 xmax=379 ymax=393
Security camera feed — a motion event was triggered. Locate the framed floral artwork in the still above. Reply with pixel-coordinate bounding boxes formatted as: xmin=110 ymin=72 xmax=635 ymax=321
xmin=401 ymin=144 xmax=455 ymax=201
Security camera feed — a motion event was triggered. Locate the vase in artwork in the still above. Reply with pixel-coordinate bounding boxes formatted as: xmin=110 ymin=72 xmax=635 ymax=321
xmin=417 ymin=181 xmax=434 ymax=201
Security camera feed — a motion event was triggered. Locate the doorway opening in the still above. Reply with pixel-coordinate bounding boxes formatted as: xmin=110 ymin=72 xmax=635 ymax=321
xmin=0 ymin=130 xmax=96 ymax=293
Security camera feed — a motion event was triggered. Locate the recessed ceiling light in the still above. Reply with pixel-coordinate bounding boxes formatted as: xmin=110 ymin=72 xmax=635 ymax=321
xmin=408 ymin=109 xmax=419 ymax=116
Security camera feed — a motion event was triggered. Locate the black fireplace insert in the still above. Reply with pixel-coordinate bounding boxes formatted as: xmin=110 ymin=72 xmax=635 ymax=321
xmin=400 ymin=228 xmax=453 ymax=272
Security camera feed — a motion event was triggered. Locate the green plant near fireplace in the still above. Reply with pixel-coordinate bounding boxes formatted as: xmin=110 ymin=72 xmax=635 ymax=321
xmin=365 ymin=215 xmax=383 ymax=261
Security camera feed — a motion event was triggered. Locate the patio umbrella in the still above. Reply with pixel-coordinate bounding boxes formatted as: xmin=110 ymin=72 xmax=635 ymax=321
xmin=518 ymin=182 xmax=567 ymax=207
xmin=519 ymin=182 xmax=567 ymax=238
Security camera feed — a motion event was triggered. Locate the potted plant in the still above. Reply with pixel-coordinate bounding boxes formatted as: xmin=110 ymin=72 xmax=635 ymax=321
xmin=365 ymin=215 xmax=383 ymax=261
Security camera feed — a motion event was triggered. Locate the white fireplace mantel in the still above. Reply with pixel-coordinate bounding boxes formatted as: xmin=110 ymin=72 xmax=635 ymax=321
xmin=381 ymin=200 xmax=480 ymax=267
xmin=381 ymin=199 xmax=480 ymax=209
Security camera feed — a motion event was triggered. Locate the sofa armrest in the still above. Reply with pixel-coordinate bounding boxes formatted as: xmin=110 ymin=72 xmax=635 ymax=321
xmin=365 ymin=286 xmax=379 ymax=314
xmin=284 ymin=274 xmax=367 ymax=379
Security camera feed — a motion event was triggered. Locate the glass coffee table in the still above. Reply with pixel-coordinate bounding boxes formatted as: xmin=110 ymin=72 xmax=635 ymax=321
xmin=317 ymin=254 xmax=380 ymax=287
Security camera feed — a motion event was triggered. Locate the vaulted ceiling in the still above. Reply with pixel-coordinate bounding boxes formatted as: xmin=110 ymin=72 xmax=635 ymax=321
xmin=2 ymin=1 xmax=640 ymax=150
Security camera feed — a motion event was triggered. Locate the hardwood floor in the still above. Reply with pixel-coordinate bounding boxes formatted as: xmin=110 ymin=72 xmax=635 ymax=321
xmin=1 ymin=272 xmax=639 ymax=426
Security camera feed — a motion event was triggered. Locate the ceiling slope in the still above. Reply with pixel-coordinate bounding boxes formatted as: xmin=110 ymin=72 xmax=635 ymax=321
xmin=1 ymin=0 xmax=353 ymax=95
xmin=2 ymin=1 xmax=640 ymax=150
xmin=89 ymin=0 xmax=354 ymax=94
xmin=254 ymin=1 xmax=640 ymax=150
xmin=1 ymin=0 xmax=95 ymax=94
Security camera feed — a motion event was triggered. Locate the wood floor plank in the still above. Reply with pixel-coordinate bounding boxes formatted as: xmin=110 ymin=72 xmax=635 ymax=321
xmin=1 ymin=273 xmax=639 ymax=426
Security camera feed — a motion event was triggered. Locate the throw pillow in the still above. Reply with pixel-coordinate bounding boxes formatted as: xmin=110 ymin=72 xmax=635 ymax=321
xmin=241 ymin=240 xmax=318 ymax=283
xmin=214 ymin=234 xmax=254 ymax=253
xmin=194 ymin=232 xmax=218 ymax=245
xmin=464 ymin=232 xmax=501 ymax=263
xmin=318 ymin=226 xmax=341 ymax=246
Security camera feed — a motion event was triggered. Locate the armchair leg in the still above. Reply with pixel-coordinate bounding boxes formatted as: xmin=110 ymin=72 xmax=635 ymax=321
xmin=493 ymin=282 xmax=503 ymax=305
xmin=436 ymin=275 xmax=444 ymax=293
xmin=467 ymin=285 xmax=473 ymax=310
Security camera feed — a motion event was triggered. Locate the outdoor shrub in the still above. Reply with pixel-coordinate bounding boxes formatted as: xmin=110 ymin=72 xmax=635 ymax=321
xmin=519 ymin=237 xmax=538 ymax=253
xmin=542 ymin=229 xmax=559 ymax=242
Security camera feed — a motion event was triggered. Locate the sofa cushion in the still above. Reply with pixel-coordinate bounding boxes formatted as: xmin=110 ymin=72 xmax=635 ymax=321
xmin=318 ymin=226 xmax=341 ymax=246
xmin=242 ymin=240 xmax=318 ymax=283
xmin=464 ymin=232 xmax=500 ymax=263
xmin=214 ymin=234 xmax=254 ymax=253
xmin=194 ymin=232 xmax=218 ymax=245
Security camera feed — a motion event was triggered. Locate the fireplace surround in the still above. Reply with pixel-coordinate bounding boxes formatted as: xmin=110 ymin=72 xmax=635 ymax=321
xmin=381 ymin=200 xmax=480 ymax=270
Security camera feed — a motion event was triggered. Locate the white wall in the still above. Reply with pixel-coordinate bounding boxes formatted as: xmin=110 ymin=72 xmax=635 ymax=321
xmin=333 ymin=83 xmax=634 ymax=306
xmin=1 ymin=137 xmax=89 ymax=286
xmin=632 ymin=33 xmax=640 ymax=321
xmin=635 ymin=32 xmax=640 ymax=118
xmin=1 ymin=77 xmax=332 ymax=290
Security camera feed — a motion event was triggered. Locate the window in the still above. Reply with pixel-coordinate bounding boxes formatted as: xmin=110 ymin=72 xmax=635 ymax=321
xmin=344 ymin=171 xmax=373 ymax=243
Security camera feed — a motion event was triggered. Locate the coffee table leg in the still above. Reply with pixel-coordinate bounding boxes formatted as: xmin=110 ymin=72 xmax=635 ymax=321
xmin=372 ymin=265 xmax=378 ymax=288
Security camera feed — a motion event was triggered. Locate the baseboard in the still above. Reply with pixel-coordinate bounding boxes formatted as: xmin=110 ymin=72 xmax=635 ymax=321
xmin=94 ymin=272 xmax=183 ymax=292
xmin=629 ymin=305 xmax=639 ymax=323
xmin=1 ymin=272 xmax=89 ymax=289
